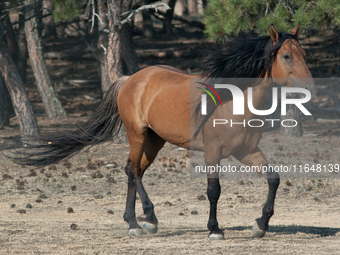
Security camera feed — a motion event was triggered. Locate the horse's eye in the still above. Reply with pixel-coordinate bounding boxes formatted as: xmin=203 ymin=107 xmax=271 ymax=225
xmin=283 ymin=54 xmax=290 ymax=60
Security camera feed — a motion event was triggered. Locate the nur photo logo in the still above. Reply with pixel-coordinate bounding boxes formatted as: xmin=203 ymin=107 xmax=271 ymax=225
xmin=198 ymin=80 xmax=313 ymax=128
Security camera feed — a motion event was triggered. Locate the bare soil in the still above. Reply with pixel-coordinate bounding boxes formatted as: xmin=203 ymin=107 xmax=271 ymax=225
xmin=0 ymin=25 xmax=340 ymax=254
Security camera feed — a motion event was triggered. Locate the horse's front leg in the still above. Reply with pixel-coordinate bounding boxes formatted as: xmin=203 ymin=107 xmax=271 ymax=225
xmin=252 ymin=166 xmax=280 ymax=238
xmin=234 ymin=147 xmax=280 ymax=238
xmin=205 ymin=150 xmax=225 ymax=240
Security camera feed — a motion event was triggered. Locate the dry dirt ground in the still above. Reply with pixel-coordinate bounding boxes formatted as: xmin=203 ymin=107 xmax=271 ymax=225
xmin=1 ymin=24 xmax=340 ymax=254
xmin=0 ymin=120 xmax=340 ymax=254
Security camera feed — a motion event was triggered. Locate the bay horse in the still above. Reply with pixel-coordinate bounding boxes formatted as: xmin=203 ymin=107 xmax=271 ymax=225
xmin=12 ymin=24 xmax=317 ymax=240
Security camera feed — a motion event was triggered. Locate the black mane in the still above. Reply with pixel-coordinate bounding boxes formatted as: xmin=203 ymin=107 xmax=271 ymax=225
xmin=203 ymin=32 xmax=297 ymax=79
xmin=193 ymin=32 xmax=298 ymax=138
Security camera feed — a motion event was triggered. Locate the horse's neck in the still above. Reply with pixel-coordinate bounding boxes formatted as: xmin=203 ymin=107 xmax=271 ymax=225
xmin=243 ymin=79 xmax=273 ymax=120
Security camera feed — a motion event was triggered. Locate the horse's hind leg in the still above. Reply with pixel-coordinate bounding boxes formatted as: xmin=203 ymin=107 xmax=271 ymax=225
xmin=123 ymin=128 xmax=165 ymax=236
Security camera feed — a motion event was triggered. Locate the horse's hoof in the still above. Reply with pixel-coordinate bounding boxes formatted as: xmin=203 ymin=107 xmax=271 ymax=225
xmin=252 ymin=221 xmax=266 ymax=238
xmin=142 ymin=221 xmax=158 ymax=234
xmin=209 ymin=232 xmax=225 ymax=240
xmin=128 ymin=228 xmax=144 ymax=236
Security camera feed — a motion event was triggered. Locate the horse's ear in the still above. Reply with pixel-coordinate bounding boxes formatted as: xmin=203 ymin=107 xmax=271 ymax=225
xmin=269 ymin=24 xmax=279 ymax=42
xmin=290 ymin=22 xmax=301 ymax=37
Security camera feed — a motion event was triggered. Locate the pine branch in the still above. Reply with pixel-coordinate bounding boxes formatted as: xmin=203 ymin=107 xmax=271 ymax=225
xmin=117 ymin=1 xmax=170 ymax=25
xmin=87 ymin=1 xmax=170 ymax=33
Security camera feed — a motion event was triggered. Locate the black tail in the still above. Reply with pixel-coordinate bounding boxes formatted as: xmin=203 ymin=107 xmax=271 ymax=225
xmin=10 ymin=76 xmax=129 ymax=167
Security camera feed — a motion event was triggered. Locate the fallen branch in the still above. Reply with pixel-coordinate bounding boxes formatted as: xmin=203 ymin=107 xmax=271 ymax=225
xmin=59 ymin=95 xmax=76 ymax=102
xmin=44 ymin=46 xmax=205 ymax=60
xmin=84 ymin=95 xmax=97 ymax=100
xmin=63 ymin=78 xmax=100 ymax=86
xmin=44 ymin=52 xmax=96 ymax=60
xmin=317 ymin=89 xmax=340 ymax=108
xmin=307 ymin=89 xmax=340 ymax=119
xmin=136 ymin=47 xmax=204 ymax=59
xmin=307 ymin=106 xmax=340 ymax=119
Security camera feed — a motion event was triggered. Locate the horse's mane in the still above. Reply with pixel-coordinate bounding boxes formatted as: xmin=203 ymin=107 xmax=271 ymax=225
xmin=193 ymin=32 xmax=298 ymax=138
xmin=203 ymin=32 xmax=298 ymax=79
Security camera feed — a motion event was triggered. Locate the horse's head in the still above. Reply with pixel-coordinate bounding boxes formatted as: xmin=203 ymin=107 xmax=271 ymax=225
xmin=270 ymin=24 xmax=317 ymax=99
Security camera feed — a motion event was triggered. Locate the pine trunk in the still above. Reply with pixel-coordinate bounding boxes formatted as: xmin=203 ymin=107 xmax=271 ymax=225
xmin=5 ymin=18 xmax=17 ymax=61
xmin=0 ymin=75 xmax=12 ymax=127
xmin=142 ymin=0 xmax=154 ymax=38
xmin=121 ymin=0 xmax=138 ymax=75
xmin=163 ymin=0 xmax=177 ymax=35
xmin=105 ymin=0 xmax=128 ymax=143
xmin=17 ymin=13 xmax=28 ymax=85
xmin=106 ymin=1 xmax=123 ymax=90
xmin=42 ymin=0 xmax=56 ymax=37
xmin=188 ymin=0 xmax=197 ymax=14
xmin=281 ymin=93 xmax=303 ymax=137
xmin=97 ymin=0 xmax=111 ymax=96
xmin=0 ymin=38 xmax=40 ymax=137
xmin=25 ymin=0 xmax=67 ymax=120
xmin=180 ymin=0 xmax=189 ymax=16
xmin=121 ymin=24 xmax=139 ymax=75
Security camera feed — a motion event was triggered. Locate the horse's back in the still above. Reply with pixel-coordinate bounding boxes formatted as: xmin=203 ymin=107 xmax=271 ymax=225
xmin=117 ymin=65 xmax=198 ymax=148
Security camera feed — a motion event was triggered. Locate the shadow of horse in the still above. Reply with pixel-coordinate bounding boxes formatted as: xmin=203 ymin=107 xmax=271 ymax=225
xmin=224 ymin=225 xmax=340 ymax=237
xmin=156 ymin=225 xmax=340 ymax=238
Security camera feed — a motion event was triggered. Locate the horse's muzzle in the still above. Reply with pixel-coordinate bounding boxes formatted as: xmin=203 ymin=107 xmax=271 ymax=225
xmin=289 ymin=78 xmax=318 ymax=101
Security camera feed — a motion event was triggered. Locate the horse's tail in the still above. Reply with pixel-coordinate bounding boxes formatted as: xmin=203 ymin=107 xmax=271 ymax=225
xmin=11 ymin=76 xmax=130 ymax=167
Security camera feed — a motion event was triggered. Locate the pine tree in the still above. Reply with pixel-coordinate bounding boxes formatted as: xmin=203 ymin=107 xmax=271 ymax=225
xmin=0 ymin=37 xmax=41 ymax=138
xmin=25 ymin=0 xmax=68 ymax=119
xmin=51 ymin=0 xmax=83 ymax=22
xmin=204 ymin=0 xmax=340 ymax=40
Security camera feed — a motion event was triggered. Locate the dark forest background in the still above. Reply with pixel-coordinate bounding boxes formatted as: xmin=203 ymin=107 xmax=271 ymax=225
xmin=0 ymin=0 xmax=340 ymax=142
